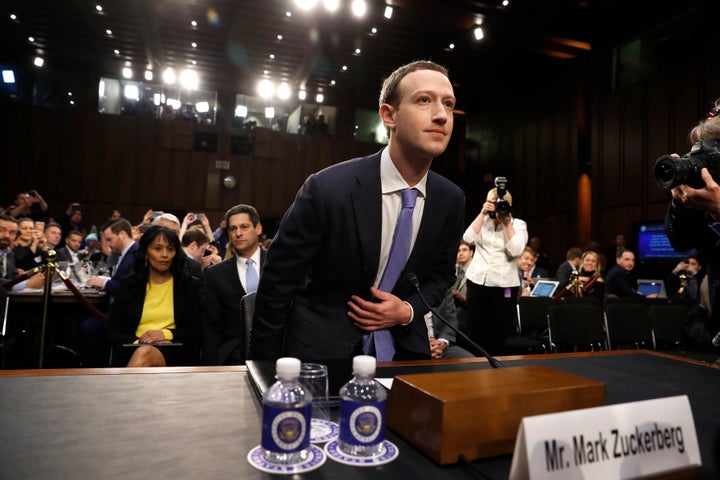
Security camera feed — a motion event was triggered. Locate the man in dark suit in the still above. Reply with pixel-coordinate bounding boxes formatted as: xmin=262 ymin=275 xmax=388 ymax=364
xmin=55 ymin=230 xmax=83 ymax=264
xmin=250 ymin=60 xmax=465 ymax=362
xmin=82 ymin=218 xmax=138 ymax=366
xmin=555 ymin=246 xmax=582 ymax=290
xmin=202 ymin=204 xmax=266 ymax=365
xmin=87 ymin=218 xmax=138 ymax=296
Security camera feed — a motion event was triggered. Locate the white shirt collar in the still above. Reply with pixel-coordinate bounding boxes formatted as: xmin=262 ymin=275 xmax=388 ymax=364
xmin=380 ymin=147 xmax=428 ymax=197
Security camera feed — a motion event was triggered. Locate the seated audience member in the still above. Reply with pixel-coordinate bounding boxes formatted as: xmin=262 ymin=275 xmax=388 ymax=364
xmin=666 ymin=254 xmax=704 ymax=302
xmin=152 ymin=212 xmax=181 ymax=233
xmin=202 ymin=204 xmax=264 ymax=365
xmin=426 ymin=290 xmax=475 ymax=359
xmin=554 ymin=250 xmax=605 ymax=301
xmin=55 ymin=230 xmax=84 ymax=264
xmin=12 ymin=217 xmax=43 ymax=271
xmin=528 ymin=236 xmax=550 ymax=272
xmin=43 ymin=222 xmax=63 ymax=251
xmin=58 ymin=203 xmax=84 ymax=245
xmin=86 ymin=219 xmax=138 ymax=296
xmin=180 ymin=212 xmax=215 ymax=243
xmin=604 ymin=248 xmax=649 ymax=298
xmin=7 ymin=190 xmax=48 ymax=222
xmin=517 ymin=246 xmax=549 ymax=297
xmin=109 ymin=209 xmax=122 ymax=221
xmin=107 ymin=226 xmax=202 ymax=367
xmin=180 ymin=227 xmax=220 ymax=277
xmin=556 ymin=247 xmax=582 ymax=290
xmin=84 ymin=233 xmax=100 ymax=258
xmin=0 ymin=215 xmax=45 ymax=290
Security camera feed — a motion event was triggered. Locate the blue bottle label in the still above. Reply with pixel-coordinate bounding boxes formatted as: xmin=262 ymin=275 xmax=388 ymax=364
xmin=261 ymin=404 xmax=311 ymax=453
xmin=339 ymin=399 xmax=386 ymax=446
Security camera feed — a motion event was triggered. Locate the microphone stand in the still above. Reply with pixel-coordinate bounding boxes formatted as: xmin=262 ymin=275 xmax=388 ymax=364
xmin=0 ymin=250 xmax=107 ymax=368
xmin=407 ymin=273 xmax=504 ymax=368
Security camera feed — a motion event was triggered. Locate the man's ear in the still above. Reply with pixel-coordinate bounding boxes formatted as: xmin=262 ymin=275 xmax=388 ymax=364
xmin=256 ymin=223 xmax=263 ymax=236
xmin=379 ymin=103 xmax=395 ymax=131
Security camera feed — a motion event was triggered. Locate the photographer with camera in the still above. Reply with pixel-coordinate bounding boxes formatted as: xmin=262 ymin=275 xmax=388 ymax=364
xmin=462 ymin=178 xmax=528 ymax=355
xmin=659 ymin=100 xmax=720 ymax=356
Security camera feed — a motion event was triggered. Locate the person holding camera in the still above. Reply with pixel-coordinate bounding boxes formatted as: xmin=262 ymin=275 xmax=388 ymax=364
xmin=462 ymin=180 xmax=528 ymax=355
xmin=660 ymin=101 xmax=720 ymax=351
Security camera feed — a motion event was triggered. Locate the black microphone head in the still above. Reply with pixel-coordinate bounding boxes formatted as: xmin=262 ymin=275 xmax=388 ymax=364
xmin=406 ymin=272 xmax=420 ymax=288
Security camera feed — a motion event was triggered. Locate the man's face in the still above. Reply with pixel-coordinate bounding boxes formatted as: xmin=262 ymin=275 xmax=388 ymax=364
xmin=15 ymin=193 xmax=30 ymax=207
xmin=44 ymin=226 xmax=61 ymax=248
xmin=103 ymin=228 xmax=124 ymax=253
xmin=615 ymin=234 xmax=626 ymax=247
xmin=0 ymin=219 xmax=18 ymax=249
xmin=457 ymin=244 xmax=473 ymax=265
xmin=70 ymin=210 xmax=82 ymax=224
xmin=228 ymin=213 xmax=261 ymax=258
xmin=687 ymin=258 xmax=701 ymax=275
xmin=386 ymin=69 xmax=455 ymax=160
xmin=617 ymin=252 xmax=635 ymax=271
xmin=517 ymin=251 xmax=536 ymax=272
xmin=65 ymin=233 xmax=82 ymax=252
xmin=185 ymin=241 xmax=208 ymax=261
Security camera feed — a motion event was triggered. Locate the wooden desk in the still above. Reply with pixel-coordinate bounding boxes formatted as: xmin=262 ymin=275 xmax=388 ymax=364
xmin=0 ymin=351 xmax=718 ymax=479
xmin=8 ymin=288 xmax=106 ymax=304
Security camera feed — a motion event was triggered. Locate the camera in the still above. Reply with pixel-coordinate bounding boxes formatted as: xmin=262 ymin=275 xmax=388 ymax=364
xmin=653 ymin=139 xmax=720 ymax=190
xmin=489 ymin=176 xmax=512 ymax=219
xmin=203 ymin=249 xmax=213 ymax=257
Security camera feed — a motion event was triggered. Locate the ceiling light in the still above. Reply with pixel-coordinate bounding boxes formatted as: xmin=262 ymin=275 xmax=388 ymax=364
xmin=145 ymin=69 xmax=153 ymax=81
xmin=28 ymin=36 xmax=35 ymax=42
xmin=113 ymin=49 xmax=120 ymax=55
xmin=330 ymin=80 xmax=336 ymax=85
xmin=196 ymin=102 xmax=210 ymax=113
xmin=371 ymin=27 xmax=377 ymax=34
xmin=316 ymin=93 xmax=324 ymax=103
xmin=122 ymin=67 xmax=132 ymax=79
xmin=163 ymin=67 xmax=176 ymax=84
xmin=448 ymin=43 xmax=455 ymax=50
xmin=33 ymin=56 xmax=44 ymax=67
xmin=179 ymin=69 xmax=199 ymax=89
xmin=474 ymin=26 xmax=484 ymax=40
xmin=235 ymin=105 xmax=248 ymax=117
xmin=153 ymin=93 xmax=161 ymax=106
xmin=265 ymin=107 xmax=275 ymax=119
xmin=191 ymin=20 xmax=197 ymax=27
xmin=67 ymin=91 xmax=73 ymax=96
xmin=351 ymin=0 xmax=367 ymax=18
xmin=2 ymin=70 xmax=16 ymax=84
xmin=269 ymin=54 xmax=275 ymax=59
xmin=9 ymin=14 xmax=17 ymax=21
xmin=277 ymin=82 xmax=291 ymax=100
xmin=106 ymin=29 xmax=112 ymax=35
xmin=298 ymin=90 xmax=307 ymax=101
xmin=323 ymin=0 xmax=340 ymax=12
xmin=191 ymin=42 xmax=197 ymax=48
xmin=295 ymin=0 xmax=317 ymax=11
xmin=277 ymin=34 xmax=283 ymax=40
xmin=285 ymin=11 xmax=292 ymax=17
xmin=384 ymin=6 xmax=393 ymax=19
xmin=258 ymin=79 xmax=275 ymax=98
xmin=355 ymin=48 xmax=361 ymax=54
xmin=342 ymin=65 xmax=347 ymax=71
xmin=502 ymin=0 xmax=509 ymax=6
xmin=95 ymin=5 xmax=103 ymax=12
xmin=191 ymin=60 xmax=197 ymax=65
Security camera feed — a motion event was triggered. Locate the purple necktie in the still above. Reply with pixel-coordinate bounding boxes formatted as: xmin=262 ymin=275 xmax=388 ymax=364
xmin=363 ymin=188 xmax=419 ymax=361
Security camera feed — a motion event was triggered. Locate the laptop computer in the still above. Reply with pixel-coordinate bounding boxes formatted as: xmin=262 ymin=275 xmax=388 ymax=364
xmin=530 ymin=279 xmax=560 ymax=297
xmin=636 ymin=279 xmax=667 ymax=298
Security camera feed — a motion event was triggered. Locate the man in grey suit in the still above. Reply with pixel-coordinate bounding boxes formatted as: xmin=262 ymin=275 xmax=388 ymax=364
xmin=250 ymin=60 xmax=465 ymax=362
xmin=202 ymin=204 xmax=265 ymax=365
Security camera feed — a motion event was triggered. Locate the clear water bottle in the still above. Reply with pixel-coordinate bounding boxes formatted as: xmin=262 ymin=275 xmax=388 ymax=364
xmin=338 ymin=355 xmax=387 ymax=456
xmin=261 ymin=357 xmax=313 ymax=464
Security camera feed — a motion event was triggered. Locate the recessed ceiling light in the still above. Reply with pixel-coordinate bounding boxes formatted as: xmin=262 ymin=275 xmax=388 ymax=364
xmin=95 ymin=5 xmax=103 ymax=12
xmin=449 ymin=43 xmax=455 ymax=50
xmin=28 ymin=36 xmax=35 ymax=42
xmin=330 ymin=80 xmax=336 ymax=85
xmin=277 ymin=34 xmax=283 ymax=41
xmin=191 ymin=20 xmax=197 ymax=27
xmin=191 ymin=42 xmax=197 ymax=48
xmin=113 ymin=49 xmax=120 ymax=55
xmin=106 ymin=29 xmax=112 ymax=36
xmin=33 ymin=56 xmax=44 ymax=67
xmin=342 ymin=65 xmax=347 ymax=71
xmin=191 ymin=60 xmax=197 ymax=65
xmin=370 ymin=27 xmax=377 ymax=34
xmin=9 ymin=14 xmax=18 ymax=21
xmin=355 ymin=48 xmax=361 ymax=54
xmin=269 ymin=54 xmax=275 ymax=59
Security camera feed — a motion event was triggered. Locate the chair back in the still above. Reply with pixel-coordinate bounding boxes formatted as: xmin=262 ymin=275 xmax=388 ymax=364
xmin=242 ymin=291 xmax=257 ymax=361
xmin=548 ymin=302 xmax=607 ymax=352
xmin=517 ymin=296 xmax=553 ymax=333
xmin=604 ymin=301 xmax=652 ymax=349
xmin=649 ymin=303 xmax=689 ymax=350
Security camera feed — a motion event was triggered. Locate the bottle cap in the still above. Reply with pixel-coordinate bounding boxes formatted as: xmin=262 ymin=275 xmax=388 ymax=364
xmin=353 ymin=355 xmax=376 ymax=376
xmin=276 ymin=357 xmax=301 ymax=379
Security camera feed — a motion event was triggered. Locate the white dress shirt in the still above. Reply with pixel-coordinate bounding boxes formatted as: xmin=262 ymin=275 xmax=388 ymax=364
xmin=236 ymin=247 xmax=262 ymax=293
xmin=463 ymin=215 xmax=528 ymax=288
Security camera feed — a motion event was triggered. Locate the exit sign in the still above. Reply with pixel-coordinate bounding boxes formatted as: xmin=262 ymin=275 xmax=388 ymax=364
xmin=215 ymin=160 xmax=230 ymax=170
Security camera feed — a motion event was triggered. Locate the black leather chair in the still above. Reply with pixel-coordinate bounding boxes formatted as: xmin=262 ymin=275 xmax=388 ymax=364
xmin=604 ymin=299 xmax=652 ymax=350
xmin=649 ymin=303 xmax=689 ymax=351
xmin=505 ymin=296 xmax=553 ymax=353
xmin=548 ymin=301 xmax=607 ymax=352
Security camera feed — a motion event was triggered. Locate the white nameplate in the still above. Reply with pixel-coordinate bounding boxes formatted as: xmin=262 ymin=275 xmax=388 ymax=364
xmin=509 ymin=395 xmax=701 ymax=480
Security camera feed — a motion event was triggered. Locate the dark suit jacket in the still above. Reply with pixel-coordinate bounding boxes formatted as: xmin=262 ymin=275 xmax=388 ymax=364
xmin=202 ymin=250 xmax=266 ymax=365
xmin=555 ymin=261 xmax=576 ymax=290
xmin=104 ymin=242 xmax=138 ymax=297
xmin=250 ymin=150 xmax=465 ymax=362
xmin=54 ymin=246 xmax=77 ymax=264
xmin=107 ymin=273 xmax=202 ymax=364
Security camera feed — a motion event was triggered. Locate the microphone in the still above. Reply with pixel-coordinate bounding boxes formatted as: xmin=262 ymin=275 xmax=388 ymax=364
xmin=407 ymin=273 xmax=504 ymax=368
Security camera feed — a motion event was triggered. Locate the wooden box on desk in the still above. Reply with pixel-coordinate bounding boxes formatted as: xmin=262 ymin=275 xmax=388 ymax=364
xmin=385 ymin=365 xmax=605 ymax=464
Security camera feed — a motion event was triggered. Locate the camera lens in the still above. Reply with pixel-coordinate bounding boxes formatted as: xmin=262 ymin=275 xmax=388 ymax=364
xmin=653 ymin=156 xmax=679 ymax=189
